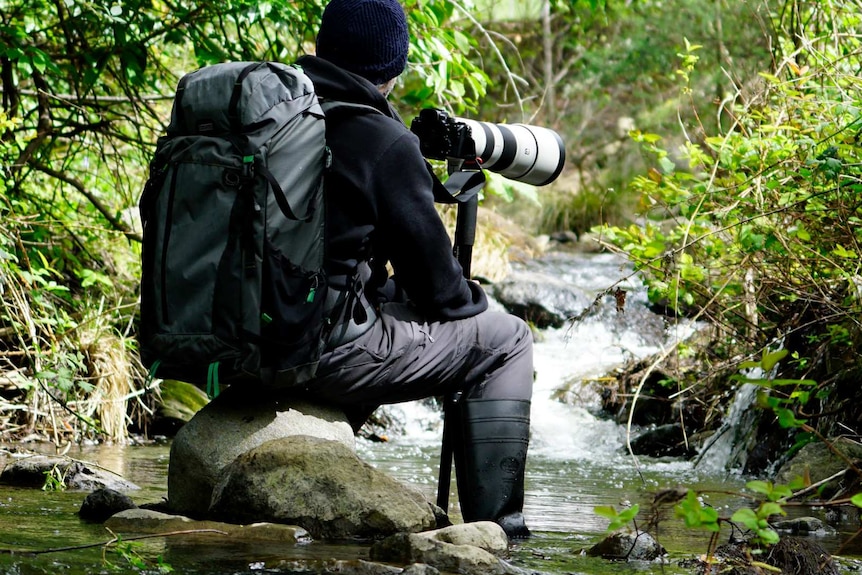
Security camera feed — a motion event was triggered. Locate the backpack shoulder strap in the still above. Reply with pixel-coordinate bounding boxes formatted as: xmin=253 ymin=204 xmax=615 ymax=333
xmin=320 ymin=100 xmax=384 ymax=117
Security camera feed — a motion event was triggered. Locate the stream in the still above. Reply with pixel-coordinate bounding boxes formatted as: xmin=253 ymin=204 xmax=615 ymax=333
xmin=1 ymin=251 xmax=861 ymax=574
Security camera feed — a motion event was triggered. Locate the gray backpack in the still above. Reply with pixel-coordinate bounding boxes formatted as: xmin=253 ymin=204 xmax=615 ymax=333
xmin=138 ymin=61 xmax=342 ymax=396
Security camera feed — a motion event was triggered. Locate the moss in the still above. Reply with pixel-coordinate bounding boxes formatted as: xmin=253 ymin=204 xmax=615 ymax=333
xmin=156 ymin=379 xmax=209 ymax=422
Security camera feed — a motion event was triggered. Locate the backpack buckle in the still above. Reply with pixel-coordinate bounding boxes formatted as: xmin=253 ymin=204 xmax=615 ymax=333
xmin=242 ymin=154 xmax=255 ymax=179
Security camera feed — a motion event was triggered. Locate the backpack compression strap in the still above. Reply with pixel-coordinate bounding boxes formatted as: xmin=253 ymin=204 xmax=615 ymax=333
xmin=226 ymin=62 xmax=310 ymax=222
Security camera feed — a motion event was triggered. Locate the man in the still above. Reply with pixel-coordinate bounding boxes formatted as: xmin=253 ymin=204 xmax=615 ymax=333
xmin=294 ymin=0 xmax=534 ymax=538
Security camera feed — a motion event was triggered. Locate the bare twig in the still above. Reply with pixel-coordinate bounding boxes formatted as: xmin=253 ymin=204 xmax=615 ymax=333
xmin=0 ymin=529 xmax=229 ymax=556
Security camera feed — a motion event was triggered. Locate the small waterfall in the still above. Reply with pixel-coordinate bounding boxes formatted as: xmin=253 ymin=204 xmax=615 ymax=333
xmin=693 ymin=379 xmax=762 ymax=473
xmin=383 ymin=251 xmax=688 ymax=465
xmin=361 ymin=250 xmax=764 ymax=536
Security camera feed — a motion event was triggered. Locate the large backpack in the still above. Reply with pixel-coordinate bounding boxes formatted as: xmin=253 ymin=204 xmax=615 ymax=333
xmin=138 ymin=61 xmax=341 ymax=396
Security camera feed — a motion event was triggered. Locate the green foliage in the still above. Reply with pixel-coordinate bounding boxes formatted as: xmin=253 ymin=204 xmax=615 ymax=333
xmin=674 ymin=490 xmax=719 ymax=532
xmin=597 ymin=1 xmax=862 ymax=416
xmin=593 ymin=503 xmax=640 ymax=532
xmin=41 ymin=464 xmax=67 ymax=491
xmin=667 ymin=483 xmax=792 ymax=550
xmin=403 ymin=0 xmax=490 ymax=114
xmin=0 ymin=0 xmax=493 ymax=441
xmin=470 ymin=0 xmax=776 ymax=238
xmin=104 ymin=535 xmax=173 ymax=573
xmin=729 ymin=481 xmax=790 ymax=546
xmin=732 ymin=348 xmax=818 ymax=430
xmin=744 ymin=480 xmax=793 ymax=502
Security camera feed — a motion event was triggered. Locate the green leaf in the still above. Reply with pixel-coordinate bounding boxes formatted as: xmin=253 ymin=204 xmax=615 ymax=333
xmin=700 ymin=506 xmax=719 ymax=523
xmin=737 ymin=360 xmax=762 ymax=370
xmin=4 ymin=47 xmax=23 ymax=60
xmin=758 ymin=528 xmax=780 ymax=545
xmin=617 ymin=504 xmax=640 ymax=523
xmin=80 ymin=269 xmax=114 ymax=289
xmin=731 ymin=507 xmax=759 ymax=530
xmin=851 ymin=493 xmax=862 ymax=508
xmin=633 ymin=131 xmax=662 ymax=144
xmin=746 ymin=480 xmax=773 ymax=496
xmin=769 ymin=379 xmax=817 ymax=386
xmin=27 ymin=48 xmax=52 ymax=73
xmin=683 ymin=509 xmax=701 ymax=527
xmin=760 ymin=502 xmax=786 ymax=517
xmin=593 ymin=505 xmax=619 ymax=519
xmin=769 ymin=484 xmax=793 ymax=501
xmin=832 ymin=245 xmax=856 ymax=259
xmin=761 ymin=349 xmax=788 ymax=372
xmin=758 ymin=71 xmax=782 ymax=84
xmin=777 ymin=408 xmax=805 ymax=428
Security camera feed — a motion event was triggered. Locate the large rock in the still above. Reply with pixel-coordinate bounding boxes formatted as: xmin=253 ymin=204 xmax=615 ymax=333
xmin=772 ymin=516 xmax=837 ymax=536
xmin=168 ymin=386 xmax=354 ymax=517
xmin=209 ymin=435 xmax=437 ymax=539
xmin=370 ymin=523 xmax=519 ymax=575
xmin=490 ymin=268 xmax=591 ymax=329
xmin=775 ymin=437 xmax=862 ymax=497
xmin=491 ymin=255 xmax=666 ymax=340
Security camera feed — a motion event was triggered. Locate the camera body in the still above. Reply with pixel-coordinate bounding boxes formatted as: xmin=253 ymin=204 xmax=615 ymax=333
xmin=410 ymin=108 xmax=477 ymax=162
xmin=410 ymin=107 xmax=565 ymax=187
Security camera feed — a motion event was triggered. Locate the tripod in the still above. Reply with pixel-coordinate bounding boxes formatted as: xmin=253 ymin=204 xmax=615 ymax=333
xmin=430 ymin=163 xmax=486 ymax=514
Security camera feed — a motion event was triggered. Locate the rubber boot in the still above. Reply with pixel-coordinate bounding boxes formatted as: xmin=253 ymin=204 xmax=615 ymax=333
xmin=453 ymin=398 xmax=531 ymax=538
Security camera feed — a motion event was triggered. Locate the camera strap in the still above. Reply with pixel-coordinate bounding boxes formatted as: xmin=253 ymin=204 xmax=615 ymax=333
xmin=426 ymin=162 xmax=486 ymax=205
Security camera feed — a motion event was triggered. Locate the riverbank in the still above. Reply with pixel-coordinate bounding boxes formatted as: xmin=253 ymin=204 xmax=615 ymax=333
xmin=2 ymin=246 xmax=862 ymax=575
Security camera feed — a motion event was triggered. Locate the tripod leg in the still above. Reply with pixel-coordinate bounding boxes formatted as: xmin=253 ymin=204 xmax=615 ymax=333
xmin=436 ymin=394 xmax=458 ymax=511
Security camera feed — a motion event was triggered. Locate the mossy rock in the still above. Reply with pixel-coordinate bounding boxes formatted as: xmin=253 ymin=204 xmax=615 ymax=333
xmin=775 ymin=437 xmax=862 ymax=498
xmin=152 ymin=379 xmax=209 ymax=436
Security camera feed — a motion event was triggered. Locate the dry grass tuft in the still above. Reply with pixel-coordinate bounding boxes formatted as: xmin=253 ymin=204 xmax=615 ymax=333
xmin=79 ymin=329 xmax=134 ymax=443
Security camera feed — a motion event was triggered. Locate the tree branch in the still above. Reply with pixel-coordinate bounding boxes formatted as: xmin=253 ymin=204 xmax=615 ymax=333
xmin=33 ymin=163 xmax=142 ymax=243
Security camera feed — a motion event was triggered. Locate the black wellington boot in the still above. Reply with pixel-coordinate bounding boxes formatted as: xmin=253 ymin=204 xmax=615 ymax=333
xmin=454 ymin=398 xmax=532 ymax=538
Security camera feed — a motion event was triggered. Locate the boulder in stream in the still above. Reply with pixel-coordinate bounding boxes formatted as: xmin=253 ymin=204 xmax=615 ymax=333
xmin=490 ymin=268 xmax=591 ymax=329
xmin=775 ymin=436 xmax=862 ymax=498
xmin=209 ymin=435 xmax=438 ymax=539
xmin=149 ymin=379 xmax=210 ymax=437
xmin=79 ymin=487 xmax=138 ymax=522
xmin=168 ymin=385 xmax=354 ymax=517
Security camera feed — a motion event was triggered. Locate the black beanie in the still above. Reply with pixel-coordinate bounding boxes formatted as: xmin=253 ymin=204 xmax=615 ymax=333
xmin=316 ymin=0 xmax=410 ymax=85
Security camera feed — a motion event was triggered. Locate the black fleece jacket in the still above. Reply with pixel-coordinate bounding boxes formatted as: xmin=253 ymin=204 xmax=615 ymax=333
xmin=296 ymin=55 xmax=488 ymax=321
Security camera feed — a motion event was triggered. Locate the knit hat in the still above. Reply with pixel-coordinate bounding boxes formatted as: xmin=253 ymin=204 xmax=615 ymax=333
xmin=316 ymin=0 xmax=410 ymax=85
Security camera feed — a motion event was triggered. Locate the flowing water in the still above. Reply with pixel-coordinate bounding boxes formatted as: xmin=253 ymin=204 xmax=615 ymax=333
xmin=1 ymin=252 xmax=861 ymax=574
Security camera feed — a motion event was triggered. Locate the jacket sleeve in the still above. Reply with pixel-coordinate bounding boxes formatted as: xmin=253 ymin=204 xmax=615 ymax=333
xmin=371 ymin=130 xmax=488 ymax=320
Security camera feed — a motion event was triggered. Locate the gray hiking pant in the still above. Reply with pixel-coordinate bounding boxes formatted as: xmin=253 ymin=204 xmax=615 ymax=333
xmin=302 ymin=303 xmax=533 ymax=428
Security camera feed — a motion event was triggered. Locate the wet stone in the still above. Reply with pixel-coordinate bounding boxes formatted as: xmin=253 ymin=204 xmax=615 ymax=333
xmin=79 ymin=487 xmax=138 ymax=522
xmin=586 ymin=530 xmax=666 ymax=561
xmin=0 ymin=454 xmax=139 ymax=492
